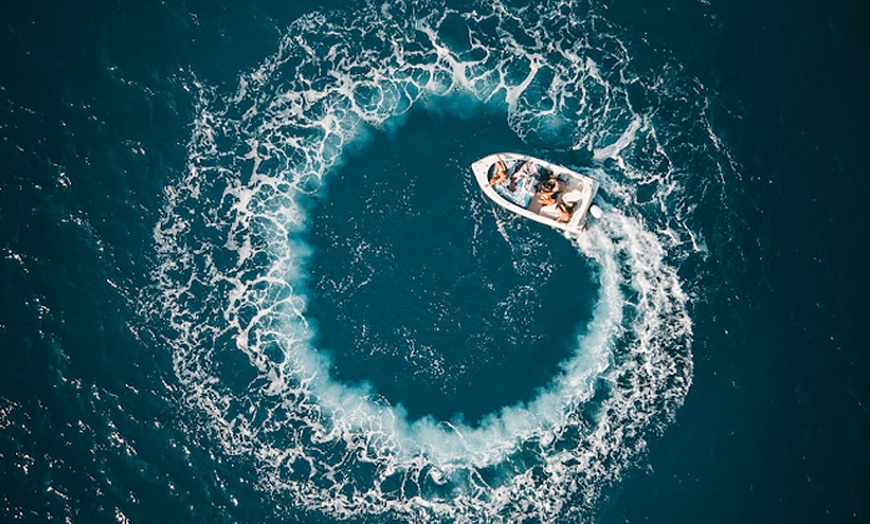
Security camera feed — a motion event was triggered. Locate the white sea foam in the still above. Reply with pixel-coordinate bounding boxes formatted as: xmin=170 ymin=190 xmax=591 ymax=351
xmin=146 ymin=0 xmax=716 ymax=521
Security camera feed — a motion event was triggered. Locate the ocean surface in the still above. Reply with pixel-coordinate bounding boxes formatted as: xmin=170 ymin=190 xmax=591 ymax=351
xmin=1 ymin=0 xmax=868 ymax=522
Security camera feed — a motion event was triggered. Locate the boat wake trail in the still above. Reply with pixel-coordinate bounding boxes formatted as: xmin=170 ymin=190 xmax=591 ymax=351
xmin=145 ymin=0 xmax=729 ymax=520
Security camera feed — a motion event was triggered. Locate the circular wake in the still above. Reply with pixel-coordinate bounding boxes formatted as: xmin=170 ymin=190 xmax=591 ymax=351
xmin=146 ymin=1 xmax=718 ymax=520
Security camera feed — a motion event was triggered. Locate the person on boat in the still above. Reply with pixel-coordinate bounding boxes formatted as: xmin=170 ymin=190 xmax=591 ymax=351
xmin=556 ymin=199 xmax=577 ymax=222
xmin=539 ymin=188 xmax=582 ymax=222
xmin=536 ymin=176 xmax=565 ymax=206
xmin=486 ymin=159 xmax=509 ymax=187
xmin=493 ymin=160 xmax=541 ymax=190
xmin=489 ymin=159 xmax=543 ymax=208
xmin=510 ymin=161 xmax=542 ymax=188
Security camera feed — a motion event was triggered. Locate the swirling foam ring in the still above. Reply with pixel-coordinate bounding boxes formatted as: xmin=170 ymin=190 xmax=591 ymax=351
xmin=153 ymin=2 xmax=693 ymax=520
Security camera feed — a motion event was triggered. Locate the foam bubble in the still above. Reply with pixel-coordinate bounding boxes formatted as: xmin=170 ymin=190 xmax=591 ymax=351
xmin=143 ymin=1 xmax=725 ymax=520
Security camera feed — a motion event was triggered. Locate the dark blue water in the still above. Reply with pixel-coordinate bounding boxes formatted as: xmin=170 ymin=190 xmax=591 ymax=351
xmin=1 ymin=0 xmax=868 ymax=522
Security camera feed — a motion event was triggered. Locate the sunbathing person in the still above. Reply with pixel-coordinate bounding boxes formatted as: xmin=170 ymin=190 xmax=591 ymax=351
xmin=488 ymin=159 xmax=541 ymax=208
xmin=486 ymin=159 xmax=509 ymax=186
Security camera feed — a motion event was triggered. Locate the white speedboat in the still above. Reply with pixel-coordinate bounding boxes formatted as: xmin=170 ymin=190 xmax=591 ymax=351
xmin=471 ymin=152 xmax=601 ymax=235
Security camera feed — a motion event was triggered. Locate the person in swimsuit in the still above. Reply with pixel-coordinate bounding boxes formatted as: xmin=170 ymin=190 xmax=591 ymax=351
xmin=536 ymin=176 xmax=565 ymax=206
xmin=487 ymin=159 xmax=509 ymax=186
xmin=539 ymin=185 xmax=582 ymax=222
